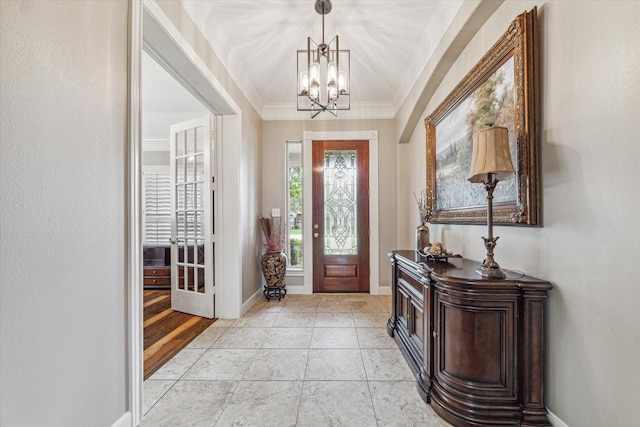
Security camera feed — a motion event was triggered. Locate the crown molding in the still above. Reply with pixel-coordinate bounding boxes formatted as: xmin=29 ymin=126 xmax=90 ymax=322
xmin=261 ymin=102 xmax=397 ymax=121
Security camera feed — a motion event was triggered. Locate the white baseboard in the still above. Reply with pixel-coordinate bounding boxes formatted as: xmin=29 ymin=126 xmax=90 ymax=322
xmin=283 ymin=285 xmax=392 ymax=295
xmin=241 ymin=288 xmax=264 ymax=315
xmin=281 ymin=286 xmax=392 ymax=296
xmin=282 ymin=285 xmax=307 ymax=294
xmin=548 ymin=409 xmax=569 ymax=427
xmin=378 ymin=286 xmax=392 ymax=295
xmin=111 ymin=412 xmax=132 ymax=427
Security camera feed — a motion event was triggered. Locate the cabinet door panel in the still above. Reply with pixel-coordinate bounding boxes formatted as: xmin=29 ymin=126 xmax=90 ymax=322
xmin=398 ymin=286 xmax=410 ymax=328
xmin=435 ymin=293 xmax=517 ymax=399
xmin=442 ymin=304 xmax=504 ymax=384
xmin=410 ymin=298 xmax=424 ymax=342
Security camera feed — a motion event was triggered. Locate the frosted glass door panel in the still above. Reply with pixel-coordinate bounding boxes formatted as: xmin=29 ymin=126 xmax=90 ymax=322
xmin=323 ymin=150 xmax=358 ymax=255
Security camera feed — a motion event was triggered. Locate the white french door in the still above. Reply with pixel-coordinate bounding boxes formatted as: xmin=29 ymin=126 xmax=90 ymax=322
xmin=169 ymin=115 xmax=215 ymax=318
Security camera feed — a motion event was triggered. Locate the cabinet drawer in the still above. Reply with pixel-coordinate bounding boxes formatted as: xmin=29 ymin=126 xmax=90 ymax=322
xmin=144 ymin=267 xmax=170 ymax=277
xmin=143 ymin=276 xmax=171 ymax=285
xmin=398 ymin=268 xmax=424 ymax=295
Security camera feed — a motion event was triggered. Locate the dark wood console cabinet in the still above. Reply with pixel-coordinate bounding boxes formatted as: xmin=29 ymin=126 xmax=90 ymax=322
xmin=387 ymin=250 xmax=552 ymax=427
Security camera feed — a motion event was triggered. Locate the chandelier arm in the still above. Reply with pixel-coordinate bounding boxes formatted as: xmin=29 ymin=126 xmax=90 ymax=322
xmin=336 ymin=35 xmax=339 ymax=88
xmin=309 ymin=98 xmax=327 ymax=110
xmin=307 ymin=36 xmax=311 ymax=95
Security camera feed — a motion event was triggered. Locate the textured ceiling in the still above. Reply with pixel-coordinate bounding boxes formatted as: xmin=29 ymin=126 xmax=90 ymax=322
xmin=180 ymin=0 xmax=464 ymax=119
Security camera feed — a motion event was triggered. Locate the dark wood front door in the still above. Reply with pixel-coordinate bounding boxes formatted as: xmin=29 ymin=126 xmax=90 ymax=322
xmin=312 ymin=140 xmax=370 ymax=292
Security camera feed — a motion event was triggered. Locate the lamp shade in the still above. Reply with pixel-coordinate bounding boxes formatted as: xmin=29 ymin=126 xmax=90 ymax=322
xmin=467 ymin=126 xmax=515 ymax=183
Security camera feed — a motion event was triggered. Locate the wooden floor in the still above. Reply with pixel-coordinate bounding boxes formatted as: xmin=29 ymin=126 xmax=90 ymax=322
xmin=144 ymin=289 xmax=217 ymax=380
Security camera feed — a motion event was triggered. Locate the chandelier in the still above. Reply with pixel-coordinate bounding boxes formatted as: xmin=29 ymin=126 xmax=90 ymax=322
xmin=297 ymin=0 xmax=350 ymax=118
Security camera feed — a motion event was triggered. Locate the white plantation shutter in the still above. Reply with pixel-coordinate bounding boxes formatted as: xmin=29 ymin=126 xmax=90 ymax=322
xmin=143 ymin=168 xmax=171 ymax=245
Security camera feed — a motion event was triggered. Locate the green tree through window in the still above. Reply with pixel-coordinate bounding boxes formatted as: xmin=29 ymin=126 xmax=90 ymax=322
xmin=287 ymin=142 xmax=303 ymax=268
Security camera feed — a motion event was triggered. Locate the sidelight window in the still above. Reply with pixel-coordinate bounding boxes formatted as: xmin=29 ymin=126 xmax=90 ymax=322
xmin=287 ymin=141 xmax=303 ymax=268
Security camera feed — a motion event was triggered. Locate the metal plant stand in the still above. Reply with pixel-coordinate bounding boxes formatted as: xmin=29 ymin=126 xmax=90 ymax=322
xmin=263 ymin=284 xmax=287 ymax=301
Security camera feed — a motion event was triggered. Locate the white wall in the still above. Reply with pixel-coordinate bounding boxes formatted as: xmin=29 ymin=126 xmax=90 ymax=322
xmin=399 ymin=1 xmax=640 ymax=425
xmin=0 ymin=1 xmax=129 ymax=425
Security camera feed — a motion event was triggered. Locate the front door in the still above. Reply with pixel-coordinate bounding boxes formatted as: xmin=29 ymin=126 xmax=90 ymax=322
xmin=312 ymin=140 xmax=370 ymax=292
xmin=169 ymin=115 xmax=215 ymax=318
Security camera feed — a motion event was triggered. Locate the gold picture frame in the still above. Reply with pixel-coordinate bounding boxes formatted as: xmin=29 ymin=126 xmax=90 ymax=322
xmin=425 ymin=8 xmax=540 ymax=225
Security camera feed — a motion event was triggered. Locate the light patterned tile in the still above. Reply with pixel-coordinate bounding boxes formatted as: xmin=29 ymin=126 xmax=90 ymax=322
xmin=247 ymin=300 xmax=285 ymax=313
xmin=316 ymin=294 xmax=349 ymax=303
xmin=281 ymin=300 xmax=318 ymax=312
xmin=313 ymin=312 xmax=355 ymax=328
xmin=370 ymin=381 xmax=453 ymax=426
xmin=261 ymin=327 xmax=313 ymax=348
xmin=361 ymin=348 xmax=414 ymax=381
xmin=142 ymin=379 xmax=175 ymax=415
xmin=139 ymin=380 xmax=236 ymax=427
xmin=148 ymin=348 xmax=207 ymax=380
xmin=243 ymin=349 xmax=308 ymax=380
xmin=273 ymin=311 xmax=316 ymax=328
xmin=305 ymin=349 xmax=366 ymax=380
xmin=211 ymin=327 xmax=268 ymax=348
xmin=231 ymin=312 xmax=278 ymax=328
xmin=310 ymin=327 xmax=359 ymax=348
xmin=353 ymin=311 xmax=391 ymax=328
xmin=182 ymin=348 xmax=256 ymax=380
xmin=356 ymin=327 xmax=397 ymax=348
xmin=346 ymin=294 xmax=374 ymax=302
xmin=215 ymin=381 xmax=302 ymax=426
xmin=297 ymin=381 xmax=377 ymax=427
xmin=208 ymin=318 xmax=237 ymax=328
xmin=350 ymin=300 xmax=387 ymax=313
xmin=287 ymin=294 xmax=318 ymax=301
xmin=316 ymin=300 xmax=352 ymax=312
xmin=185 ymin=325 xmax=226 ymax=349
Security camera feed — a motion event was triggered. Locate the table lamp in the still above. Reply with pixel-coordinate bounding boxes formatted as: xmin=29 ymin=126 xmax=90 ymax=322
xmin=467 ymin=126 xmax=515 ymax=278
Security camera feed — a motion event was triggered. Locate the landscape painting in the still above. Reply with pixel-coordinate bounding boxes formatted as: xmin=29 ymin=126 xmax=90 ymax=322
xmin=434 ymin=56 xmax=516 ymax=211
xmin=425 ymin=8 xmax=541 ymax=225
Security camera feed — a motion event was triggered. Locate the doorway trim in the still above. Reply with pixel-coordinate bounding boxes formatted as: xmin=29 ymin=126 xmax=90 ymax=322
xmin=302 ymin=131 xmax=379 ymax=295
xmin=127 ymin=1 xmax=143 ymax=425
xmin=129 ymin=1 xmax=242 ymax=424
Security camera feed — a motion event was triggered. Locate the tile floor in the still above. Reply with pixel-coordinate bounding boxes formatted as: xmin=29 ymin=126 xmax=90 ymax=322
xmin=141 ymin=293 xmax=452 ymax=427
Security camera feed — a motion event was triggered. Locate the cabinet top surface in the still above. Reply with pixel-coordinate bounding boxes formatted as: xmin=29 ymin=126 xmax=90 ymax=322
xmin=390 ymin=250 xmax=551 ymax=289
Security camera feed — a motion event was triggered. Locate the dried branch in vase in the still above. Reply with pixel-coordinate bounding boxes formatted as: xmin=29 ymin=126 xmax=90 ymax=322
xmin=413 ymin=189 xmax=430 ymax=225
xmin=259 ymin=215 xmax=285 ymax=252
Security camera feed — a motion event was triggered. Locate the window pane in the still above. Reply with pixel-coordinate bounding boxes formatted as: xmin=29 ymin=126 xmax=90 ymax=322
xmin=143 ymin=169 xmax=171 ymax=245
xmin=287 ymin=141 xmax=303 ymax=268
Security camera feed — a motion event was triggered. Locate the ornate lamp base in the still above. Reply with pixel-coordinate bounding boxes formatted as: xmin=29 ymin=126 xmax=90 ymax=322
xmin=476 ymin=265 xmax=506 ymax=279
xmin=474 ymin=174 xmax=507 ymax=280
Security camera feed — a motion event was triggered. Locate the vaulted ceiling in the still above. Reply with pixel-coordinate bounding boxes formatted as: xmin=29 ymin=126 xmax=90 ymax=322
xmin=179 ymin=0 xmax=464 ymax=120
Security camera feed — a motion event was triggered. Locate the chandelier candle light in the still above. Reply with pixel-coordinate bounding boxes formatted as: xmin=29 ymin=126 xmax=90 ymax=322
xmin=467 ymin=126 xmax=515 ymax=279
xmin=297 ymin=0 xmax=350 ymax=118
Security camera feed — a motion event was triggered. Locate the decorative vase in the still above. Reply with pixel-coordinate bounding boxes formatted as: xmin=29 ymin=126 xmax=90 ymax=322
xmin=416 ymin=224 xmax=430 ymax=253
xmin=260 ymin=251 xmax=287 ymax=288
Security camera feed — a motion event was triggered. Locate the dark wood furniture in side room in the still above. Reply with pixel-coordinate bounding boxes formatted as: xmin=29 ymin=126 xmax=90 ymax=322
xmin=143 ymin=245 xmax=205 ymax=290
xmin=143 ymin=246 xmax=171 ymax=289
xmin=387 ymin=250 xmax=552 ymax=427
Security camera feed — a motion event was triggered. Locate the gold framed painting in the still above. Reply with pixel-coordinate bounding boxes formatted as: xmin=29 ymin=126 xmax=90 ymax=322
xmin=425 ymin=8 xmax=540 ymax=225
